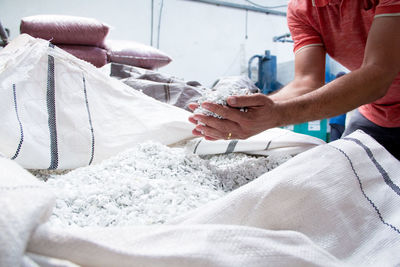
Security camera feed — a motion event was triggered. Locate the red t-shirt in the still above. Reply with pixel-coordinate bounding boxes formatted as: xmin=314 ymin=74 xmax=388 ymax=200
xmin=287 ymin=0 xmax=400 ymax=127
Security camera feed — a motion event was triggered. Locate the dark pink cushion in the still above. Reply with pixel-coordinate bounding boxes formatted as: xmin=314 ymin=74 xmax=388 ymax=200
xmin=58 ymin=45 xmax=108 ymax=68
xmin=105 ymin=40 xmax=172 ymax=70
xmin=20 ymin=15 xmax=109 ymax=48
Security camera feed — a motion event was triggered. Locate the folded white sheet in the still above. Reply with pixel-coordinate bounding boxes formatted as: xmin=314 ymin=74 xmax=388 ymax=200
xmin=186 ymin=127 xmax=325 ymax=156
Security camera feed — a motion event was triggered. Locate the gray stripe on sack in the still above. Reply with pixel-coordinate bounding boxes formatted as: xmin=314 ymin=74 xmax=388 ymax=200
xmin=193 ymin=139 xmax=202 ymax=154
xmin=163 ymin=84 xmax=170 ymax=103
xmin=225 ymin=140 xmax=239 ymax=154
xmin=47 ymin=43 xmax=58 ymax=169
xmin=264 ymin=140 xmax=272 ymax=151
xmin=11 ymin=84 xmax=24 ymax=160
xmin=344 ymin=137 xmax=400 ymax=196
xmin=329 ymin=144 xmax=400 ymax=235
xmin=83 ymin=76 xmax=95 ymax=165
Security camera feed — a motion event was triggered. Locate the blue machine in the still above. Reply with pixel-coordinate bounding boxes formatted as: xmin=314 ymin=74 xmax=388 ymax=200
xmin=325 ymin=54 xmax=336 ymax=83
xmin=248 ymin=50 xmax=282 ymax=94
xmin=249 ymin=51 xmax=336 ymax=94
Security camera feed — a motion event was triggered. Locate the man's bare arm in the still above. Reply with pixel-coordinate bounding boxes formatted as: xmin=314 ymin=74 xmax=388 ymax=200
xmin=269 ymin=45 xmax=326 ymax=101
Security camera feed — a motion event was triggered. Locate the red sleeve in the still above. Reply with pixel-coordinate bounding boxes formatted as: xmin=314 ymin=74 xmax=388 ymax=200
xmin=287 ymin=1 xmax=324 ymax=54
xmin=375 ymin=0 xmax=400 ymax=16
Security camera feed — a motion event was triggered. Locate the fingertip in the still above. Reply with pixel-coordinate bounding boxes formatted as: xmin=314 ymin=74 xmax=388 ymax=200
xmin=188 ymin=116 xmax=197 ymax=124
xmin=188 ymin=103 xmax=199 ymax=111
xmin=227 ymin=96 xmax=237 ymax=106
xmin=201 ymin=102 xmax=211 ymax=109
xmin=192 ymin=129 xmax=202 ymax=136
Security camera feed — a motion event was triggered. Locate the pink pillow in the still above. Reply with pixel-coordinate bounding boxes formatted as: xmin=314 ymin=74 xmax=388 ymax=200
xmin=58 ymin=45 xmax=108 ymax=68
xmin=20 ymin=15 xmax=109 ymax=48
xmin=105 ymin=40 xmax=172 ymax=70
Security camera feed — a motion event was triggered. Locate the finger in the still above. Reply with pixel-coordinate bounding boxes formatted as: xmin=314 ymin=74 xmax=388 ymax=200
xmin=194 ymin=127 xmax=218 ymax=141
xmin=227 ymin=93 xmax=267 ymax=108
xmin=195 ymin=124 xmax=232 ymax=140
xmin=193 ymin=113 xmax=239 ymax=134
xmin=200 ymin=102 xmax=244 ymax=123
xmin=192 ymin=128 xmax=203 ymax=136
xmin=195 ymin=124 xmax=221 ymax=140
xmin=188 ymin=116 xmax=199 ymax=125
xmin=187 ymin=103 xmax=199 ymax=111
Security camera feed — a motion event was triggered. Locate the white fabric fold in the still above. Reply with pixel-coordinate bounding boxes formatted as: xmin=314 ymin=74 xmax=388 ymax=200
xmin=186 ymin=128 xmax=325 ymax=156
xmin=27 ymin=224 xmax=340 ymax=267
xmin=0 ymin=157 xmax=55 ymax=266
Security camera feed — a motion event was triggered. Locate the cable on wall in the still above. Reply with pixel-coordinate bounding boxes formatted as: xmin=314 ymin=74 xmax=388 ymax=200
xmin=150 ymin=0 xmax=154 ymax=46
xmin=244 ymin=0 xmax=287 ymax=9
xmin=180 ymin=0 xmax=287 ymax=16
xmin=245 ymin=10 xmax=248 ymax=39
xmin=157 ymin=0 xmax=165 ymax=49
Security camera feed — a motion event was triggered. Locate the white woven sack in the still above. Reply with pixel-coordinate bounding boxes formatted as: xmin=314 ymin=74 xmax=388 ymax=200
xmin=0 ymin=34 xmax=194 ymax=169
xmin=1 ymin=131 xmax=399 ymax=266
xmin=175 ymin=130 xmax=400 ymax=266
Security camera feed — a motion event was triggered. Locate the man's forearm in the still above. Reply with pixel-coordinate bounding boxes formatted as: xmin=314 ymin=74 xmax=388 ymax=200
xmin=269 ymin=77 xmax=324 ymax=102
xmin=274 ymin=65 xmax=393 ymax=127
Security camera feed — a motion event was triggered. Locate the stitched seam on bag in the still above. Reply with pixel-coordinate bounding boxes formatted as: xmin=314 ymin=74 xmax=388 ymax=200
xmin=343 ymin=137 xmax=400 ymax=196
xmin=11 ymin=84 xmax=24 ymax=160
xmin=329 ymin=144 xmax=400 ymax=235
xmin=109 ymin=54 xmax=170 ymax=61
xmin=83 ymin=76 xmax=95 ymax=165
xmin=47 ymin=43 xmax=59 ymax=170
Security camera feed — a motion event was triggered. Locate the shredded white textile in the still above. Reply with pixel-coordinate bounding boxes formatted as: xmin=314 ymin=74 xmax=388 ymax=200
xmin=193 ymin=86 xmax=252 ymax=119
xmin=31 ymin=141 xmax=291 ymax=228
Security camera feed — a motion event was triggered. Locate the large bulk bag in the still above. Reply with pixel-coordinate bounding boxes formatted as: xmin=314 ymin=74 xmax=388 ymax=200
xmin=0 ymin=34 xmax=194 ymax=169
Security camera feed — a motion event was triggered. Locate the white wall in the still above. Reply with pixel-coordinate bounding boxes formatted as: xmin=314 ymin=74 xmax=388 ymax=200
xmin=0 ymin=0 xmax=294 ymax=87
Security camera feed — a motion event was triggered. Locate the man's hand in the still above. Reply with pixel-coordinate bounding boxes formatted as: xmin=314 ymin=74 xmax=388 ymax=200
xmin=188 ymin=93 xmax=281 ymax=140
